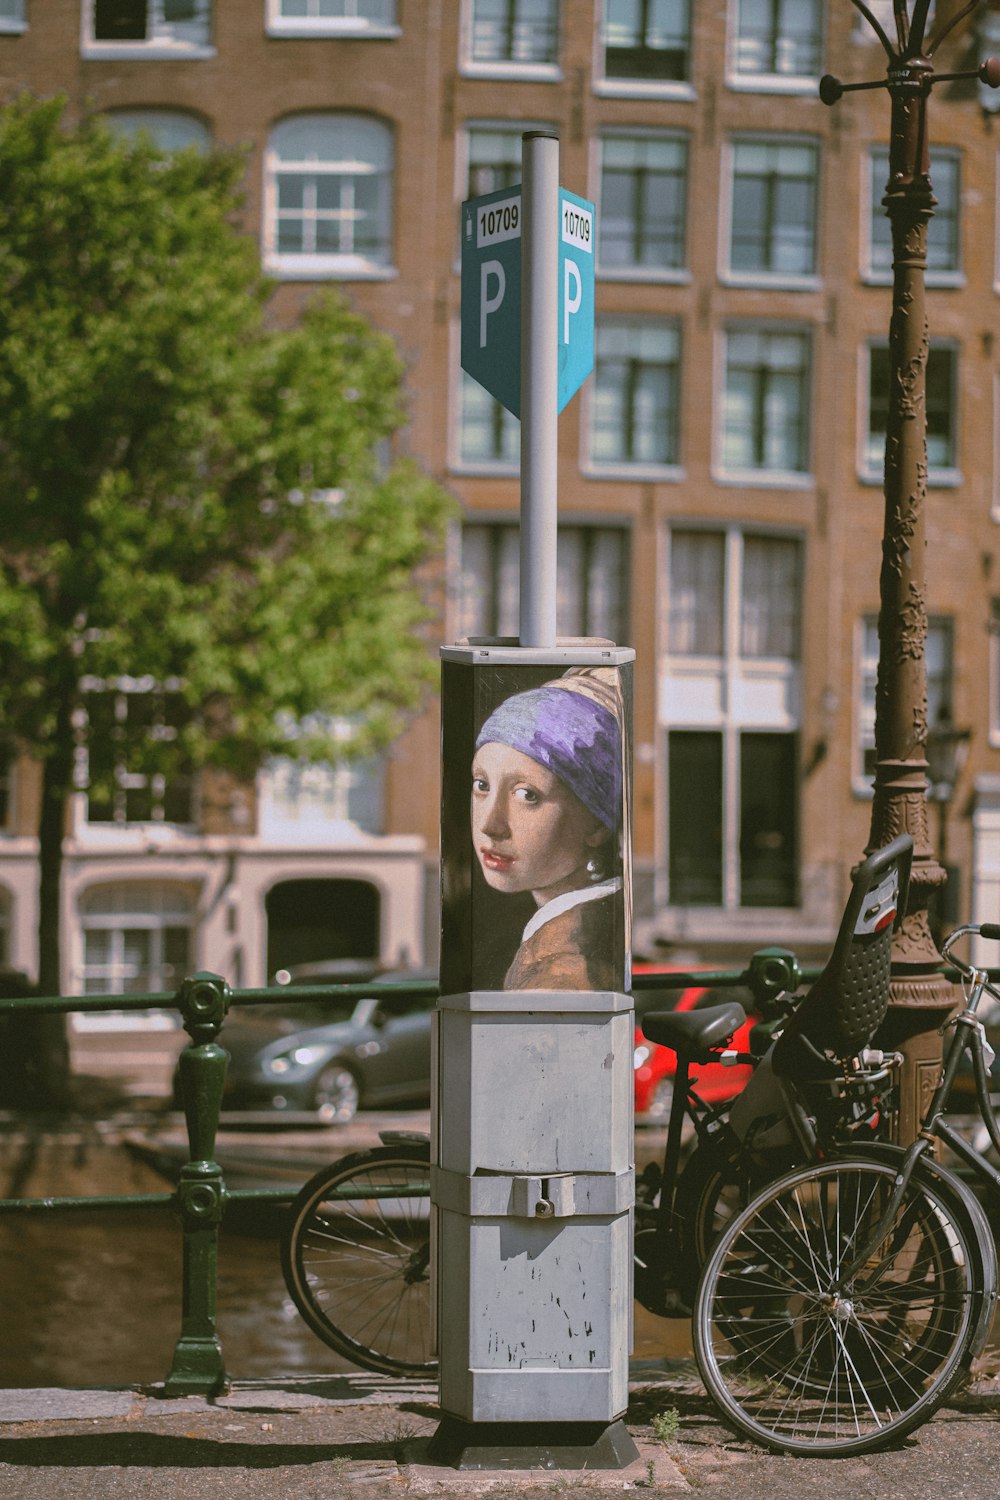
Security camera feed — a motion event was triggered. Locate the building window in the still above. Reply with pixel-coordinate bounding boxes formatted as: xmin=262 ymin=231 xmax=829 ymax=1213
xmin=725 ymin=137 xmax=819 ymax=281
xmin=601 ymin=0 xmax=691 ymax=86
xmin=864 ymin=341 xmax=958 ymax=480
xmin=265 ymin=114 xmax=394 ymax=278
xmin=458 ymin=370 xmax=519 ymax=468
xmin=0 ymin=1 xmax=26 ymax=33
xmin=664 ymin=527 xmax=801 ymax=909
xmin=867 ymin=147 xmax=961 ymax=282
xmin=590 ymin=319 xmax=681 ymax=471
xmin=720 ymin=326 xmax=811 ymax=478
xmin=598 ymin=131 xmax=688 ymax=276
xmin=464 ymin=121 xmax=554 ymax=198
xmin=859 ymin=615 xmax=953 ymax=785
xmin=86 ymin=0 xmax=213 ymax=52
xmin=457 ymin=522 xmax=629 ymax=643
xmin=465 ymin=0 xmax=560 ymax=71
xmin=267 ymin=0 xmax=398 ymax=36
xmin=729 ymin=0 xmax=823 ymax=84
xmin=83 ymin=679 xmax=194 ymax=826
xmin=104 ymin=108 xmax=211 ymax=152
xmin=78 ymin=883 xmax=194 ymax=997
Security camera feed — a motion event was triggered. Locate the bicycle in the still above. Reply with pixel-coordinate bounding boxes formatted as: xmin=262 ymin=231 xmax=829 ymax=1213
xmin=281 ymin=835 xmax=914 ymax=1383
xmin=692 ymin=920 xmax=1000 ymax=1458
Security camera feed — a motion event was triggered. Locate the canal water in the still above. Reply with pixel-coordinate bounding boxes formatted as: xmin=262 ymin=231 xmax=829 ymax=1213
xmin=0 ymin=1115 xmax=688 ymax=1388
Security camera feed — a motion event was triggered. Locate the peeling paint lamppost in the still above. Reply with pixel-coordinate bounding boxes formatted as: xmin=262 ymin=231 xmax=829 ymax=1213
xmin=821 ymin=2 xmax=1000 ymax=1141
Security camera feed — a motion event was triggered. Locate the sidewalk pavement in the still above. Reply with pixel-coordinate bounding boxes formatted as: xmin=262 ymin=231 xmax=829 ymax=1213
xmin=2 ymin=1361 xmax=1000 ymax=1500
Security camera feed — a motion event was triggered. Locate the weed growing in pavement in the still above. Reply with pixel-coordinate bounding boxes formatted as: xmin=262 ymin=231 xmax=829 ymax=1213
xmin=650 ymin=1407 xmax=680 ymax=1443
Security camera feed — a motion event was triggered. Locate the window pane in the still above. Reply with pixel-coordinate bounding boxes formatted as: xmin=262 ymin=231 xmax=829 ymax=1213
xmin=270 ymin=115 xmax=392 ymax=266
xmin=668 ymin=532 xmax=725 ymax=655
xmin=730 ymin=140 xmax=818 ymax=276
xmin=591 ymin=320 xmax=680 ymax=466
xmin=599 ymin=133 xmax=687 ymax=270
xmin=669 ymin=731 xmax=722 ymax=904
xmin=95 ymin=0 xmax=147 ymax=40
xmin=605 ymin=0 xmax=690 ymax=81
xmin=740 ymin=733 xmax=797 ymax=905
xmin=105 ymin=109 xmax=210 ymax=152
xmin=722 ymin=328 xmax=809 ymax=472
xmin=460 ymin=522 xmax=627 ymax=641
xmin=741 ymin=536 xmax=801 ymax=658
xmin=471 ymin=0 xmax=559 ymax=64
xmin=734 ymin=0 xmax=822 ymax=76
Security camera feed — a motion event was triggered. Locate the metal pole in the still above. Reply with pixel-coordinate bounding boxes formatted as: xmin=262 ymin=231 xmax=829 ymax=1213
xmin=819 ymin=4 xmax=1000 ymax=1140
xmin=519 ymin=131 xmax=559 ymax=648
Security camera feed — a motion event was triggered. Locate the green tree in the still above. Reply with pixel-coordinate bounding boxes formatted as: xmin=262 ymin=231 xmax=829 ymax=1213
xmin=0 ymin=95 xmax=452 ymax=1089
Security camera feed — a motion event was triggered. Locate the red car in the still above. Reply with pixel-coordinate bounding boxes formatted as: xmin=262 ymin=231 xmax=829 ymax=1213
xmin=632 ymin=966 xmax=758 ymax=1122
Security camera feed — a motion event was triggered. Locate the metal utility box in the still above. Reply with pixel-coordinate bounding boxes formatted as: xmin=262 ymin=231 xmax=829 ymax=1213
xmin=433 ymin=989 xmax=634 ymax=1423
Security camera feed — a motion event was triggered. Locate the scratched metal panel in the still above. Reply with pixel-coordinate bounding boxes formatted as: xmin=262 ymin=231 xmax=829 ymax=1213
xmin=437 ymin=1210 xmax=631 ymax=1422
xmin=436 ymin=1004 xmax=633 ymax=1176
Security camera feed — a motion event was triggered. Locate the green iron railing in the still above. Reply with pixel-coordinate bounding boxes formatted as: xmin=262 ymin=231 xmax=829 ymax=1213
xmin=1 ymin=945 xmax=956 ymax=1396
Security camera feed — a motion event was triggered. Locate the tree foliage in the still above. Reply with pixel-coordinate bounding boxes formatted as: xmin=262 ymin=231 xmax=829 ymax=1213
xmin=0 ymin=94 xmax=453 ymax=1007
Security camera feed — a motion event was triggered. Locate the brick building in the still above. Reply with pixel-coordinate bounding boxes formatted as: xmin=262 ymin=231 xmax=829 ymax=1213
xmin=3 ymin=0 xmax=1000 ymax=1011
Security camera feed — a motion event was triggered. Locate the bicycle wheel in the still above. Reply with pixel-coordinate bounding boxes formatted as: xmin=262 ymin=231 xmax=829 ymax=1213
xmin=693 ymin=1156 xmax=982 ymax=1456
xmin=281 ymin=1143 xmax=435 ymax=1377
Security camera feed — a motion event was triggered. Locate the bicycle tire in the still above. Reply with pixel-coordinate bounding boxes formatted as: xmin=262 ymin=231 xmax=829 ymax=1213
xmin=692 ymin=1155 xmax=983 ymax=1456
xmin=281 ymin=1142 xmax=436 ymax=1377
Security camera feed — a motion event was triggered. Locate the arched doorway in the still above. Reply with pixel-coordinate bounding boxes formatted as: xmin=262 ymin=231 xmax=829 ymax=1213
xmin=265 ymin=878 xmax=380 ymax=979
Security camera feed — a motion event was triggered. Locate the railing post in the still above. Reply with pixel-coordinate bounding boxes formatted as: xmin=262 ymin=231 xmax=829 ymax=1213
xmin=164 ymin=970 xmax=231 ymax=1397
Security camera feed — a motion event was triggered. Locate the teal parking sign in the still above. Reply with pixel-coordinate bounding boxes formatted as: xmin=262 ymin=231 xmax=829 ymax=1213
xmin=460 ymin=184 xmax=595 ymax=420
xmin=557 ymin=187 xmax=595 ymax=414
xmin=461 ymin=186 xmax=522 ymax=418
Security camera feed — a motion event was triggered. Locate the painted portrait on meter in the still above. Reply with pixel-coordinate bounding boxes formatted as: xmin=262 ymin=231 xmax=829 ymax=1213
xmin=440 ymin=663 xmax=631 ymax=995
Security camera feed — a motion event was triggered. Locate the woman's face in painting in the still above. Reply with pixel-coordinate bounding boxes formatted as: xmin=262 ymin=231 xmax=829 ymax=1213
xmin=471 ymin=741 xmax=606 ymax=905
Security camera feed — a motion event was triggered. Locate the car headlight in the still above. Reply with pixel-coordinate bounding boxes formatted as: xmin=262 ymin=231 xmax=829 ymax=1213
xmin=633 ymin=1044 xmax=652 ymax=1069
xmin=266 ymin=1044 xmax=331 ymax=1076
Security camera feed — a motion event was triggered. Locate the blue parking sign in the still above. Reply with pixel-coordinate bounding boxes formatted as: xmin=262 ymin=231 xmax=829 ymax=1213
xmin=557 ymin=188 xmax=595 ymax=413
xmin=460 ymin=186 xmax=522 ymax=418
xmin=461 ymin=184 xmax=595 ymax=420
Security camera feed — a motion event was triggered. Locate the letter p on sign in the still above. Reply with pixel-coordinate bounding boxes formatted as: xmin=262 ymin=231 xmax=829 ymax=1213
xmin=480 ymin=260 xmax=506 ymax=348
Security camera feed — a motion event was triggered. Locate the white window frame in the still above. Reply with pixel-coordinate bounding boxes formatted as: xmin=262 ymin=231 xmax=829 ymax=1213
xmin=266 ymin=0 xmax=400 ymax=38
xmin=74 ymin=882 xmax=195 ymax=1015
xmin=460 ymin=0 xmax=562 ymax=82
xmin=594 ymin=0 xmax=695 ymax=100
xmin=725 ymin=0 xmax=824 ymax=94
xmin=455 ymin=517 xmax=631 ymax=643
xmin=863 ymin=145 xmax=963 ymax=288
xmin=584 ymin=317 xmax=684 ymax=480
xmin=0 ymin=0 xmax=26 ymax=35
xmin=659 ymin=524 xmax=802 ymax=912
xmin=719 ymin=134 xmax=821 ymax=289
xmin=103 ymin=107 xmax=212 ymax=153
xmin=595 ymin=128 xmax=690 ymax=283
xmin=81 ymin=0 xmax=216 ymax=60
xmin=715 ymin=323 xmax=813 ymax=488
xmin=263 ymin=113 xmax=397 ymax=281
xmin=859 ymin=338 xmax=962 ymax=487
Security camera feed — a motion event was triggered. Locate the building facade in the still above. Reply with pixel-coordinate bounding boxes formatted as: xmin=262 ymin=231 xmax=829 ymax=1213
xmin=3 ymin=0 xmax=1000 ymax=1005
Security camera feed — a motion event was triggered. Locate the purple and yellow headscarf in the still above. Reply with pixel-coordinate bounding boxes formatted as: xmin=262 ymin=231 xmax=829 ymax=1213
xmin=475 ymin=683 xmax=622 ymax=830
